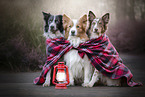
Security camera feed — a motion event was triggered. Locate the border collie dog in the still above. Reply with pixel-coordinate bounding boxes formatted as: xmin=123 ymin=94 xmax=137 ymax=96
xmin=42 ymin=12 xmax=64 ymax=87
xmin=63 ymin=14 xmax=93 ymax=87
xmin=42 ymin=12 xmax=64 ymax=39
xmin=85 ymin=11 xmax=121 ymax=87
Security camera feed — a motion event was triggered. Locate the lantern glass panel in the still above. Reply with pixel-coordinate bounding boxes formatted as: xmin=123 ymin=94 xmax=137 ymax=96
xmin=56 ymin=71 xmax=66 ymax=82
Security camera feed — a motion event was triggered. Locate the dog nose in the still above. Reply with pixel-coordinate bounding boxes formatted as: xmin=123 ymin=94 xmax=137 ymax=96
xmin=94 ymin=28 xmax=98 ymax=32
xmin=71 ymin=30 xmax=75 ymax=36
xmin=50 ymin=26 xmax=54 ymax=29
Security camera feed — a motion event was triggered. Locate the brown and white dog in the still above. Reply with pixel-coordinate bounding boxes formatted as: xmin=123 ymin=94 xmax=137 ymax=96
xmin=85 ymin=11 xmax=121 ymax=87
xmin=63 ymin=14 xmax=93 ymax=87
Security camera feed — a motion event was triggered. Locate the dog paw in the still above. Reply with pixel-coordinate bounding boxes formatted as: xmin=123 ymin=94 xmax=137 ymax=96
xmin=82 ymin=83 xmax=94 ymax=88
xmin=82 ymin=83 xmax=89 ymax=87
xmin=43 ymin=82 xmax=50 ymax=87
xmin=85 ymin=83 xmax=94 ymax=87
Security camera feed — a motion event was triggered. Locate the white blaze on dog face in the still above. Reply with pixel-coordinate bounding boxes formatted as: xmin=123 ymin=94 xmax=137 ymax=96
xmin=69 ymin=19 xmax=78 ymax=36
xmin=48 ymin=16 xmax=57 ymax=33
xmin=92 ymin=18 xmax=100 ymax=34
xmin=91 ymin=18 xmax=104 ymax=38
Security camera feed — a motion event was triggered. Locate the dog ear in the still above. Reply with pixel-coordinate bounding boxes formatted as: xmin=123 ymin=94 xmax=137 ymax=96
xmin=79 ymin=14 xmax=87 ymax=33
xmin=63 ymin=14 xmax=71 ymax=39
xmin=88 ymin=11 xmax=96 ymax=23
xmin=63 ymin=14 xmax=71 ymax=29
xmin=57 ymin=15 xmax=63 ymax=20
xmin=42 ymin=12 xmax=51 ymax=20
xmin=79 ymin=14 xmax=87 ymax=23
xmin=78 ymin=14 xmax=89 ymax=40
xmin=102 ymin=13 xmax=109 ymax=24
xmin=57 ymin=15 xmax=64 ymax=33
xmin=63 ymin=14 xmax=71 ymax=24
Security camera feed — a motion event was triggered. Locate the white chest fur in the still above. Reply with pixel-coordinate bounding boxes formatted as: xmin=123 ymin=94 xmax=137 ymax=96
xmin=64 ymin=37 xmax=92 ymax=86
xmin=64 ymin=50 xmax=84 ymax=78
xmin=67 ymin=36 xmax=86 ymax=48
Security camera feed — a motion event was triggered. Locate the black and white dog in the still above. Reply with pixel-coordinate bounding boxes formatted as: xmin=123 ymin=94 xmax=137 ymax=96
xmin=42 ymin=12 xmax=64 ymax=87
xmin=42 ymin=12 xmax=64 ymax=39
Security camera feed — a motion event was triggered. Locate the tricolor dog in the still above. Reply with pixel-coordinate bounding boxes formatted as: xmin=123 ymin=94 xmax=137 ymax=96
xmin=86 ymin=11 xmax=121 ymax=87
xmin=63 ymin=14 xmax=93 ymax=87
xmin=42 ymin=12 xmax=64 ymax=39
xmin=42 ymin=12 xmax=64 ymax=87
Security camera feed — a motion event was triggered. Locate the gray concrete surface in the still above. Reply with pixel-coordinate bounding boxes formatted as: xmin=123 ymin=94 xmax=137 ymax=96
xmin=0 ymin=53 xmax=145 ymax=97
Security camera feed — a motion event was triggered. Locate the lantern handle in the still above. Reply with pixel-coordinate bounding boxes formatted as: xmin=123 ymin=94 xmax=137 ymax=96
xmin=65 ymin=65 xmax=70 ymax=85
xmin=52 ymin=65 xmax=57 ymax=85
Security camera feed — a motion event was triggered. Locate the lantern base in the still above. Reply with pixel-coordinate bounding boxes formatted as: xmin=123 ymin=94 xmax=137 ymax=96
xmin=55 ymin=83 xmax=67 ymax=89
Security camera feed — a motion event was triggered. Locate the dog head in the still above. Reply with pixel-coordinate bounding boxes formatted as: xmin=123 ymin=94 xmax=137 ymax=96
xmin=88 ymin=11 xmax=109 ymax=39
xmin=42 ymin=12 xmax=64 ymax=39
xmin=63 ymin=14 xmax=88 ymax=40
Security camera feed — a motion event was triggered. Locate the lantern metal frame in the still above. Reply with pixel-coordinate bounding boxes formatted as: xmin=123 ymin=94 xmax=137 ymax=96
xmin=52 ymin=62 xmax=70 ymax=89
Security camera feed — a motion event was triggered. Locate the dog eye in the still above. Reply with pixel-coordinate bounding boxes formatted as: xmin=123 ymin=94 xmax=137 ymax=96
xmin=76 ymin=26 xmax=79 ymax=28
xmin=92 ymin=22 xmax=95 ymax=25
xmin=55 ymin=20 xmax=59 ymax=23
xmin=99 ymin=21 xmax=102 ymax=24
xmin=49 ymin=20 xmax=52 ymax=22
xmin=69 ymin=25 xmax=71 ymax=28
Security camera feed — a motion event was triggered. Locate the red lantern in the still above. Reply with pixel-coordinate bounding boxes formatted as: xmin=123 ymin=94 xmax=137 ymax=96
xmin=52 ymin=62 xmax=70 ymax=89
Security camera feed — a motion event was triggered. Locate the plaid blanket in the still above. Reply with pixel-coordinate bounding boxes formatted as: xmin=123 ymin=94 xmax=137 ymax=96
xmin=34 ymin=34 xmax=142 ymax=87
xmin=34 ymin=37 xmax=73 ymax=85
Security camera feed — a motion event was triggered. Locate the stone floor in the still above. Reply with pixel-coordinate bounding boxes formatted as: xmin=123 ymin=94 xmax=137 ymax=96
xmin=0 ymin=53 xmax=145 ymax=97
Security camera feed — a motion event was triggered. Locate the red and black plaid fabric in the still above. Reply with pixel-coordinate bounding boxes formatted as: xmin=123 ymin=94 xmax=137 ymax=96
xmin=34 ymin=37 xmax=73 ymax=85
xmin=34 ymin=35 xmax=142 ymax=87
xmin=77 ymin=34 xmax=142 ymax=87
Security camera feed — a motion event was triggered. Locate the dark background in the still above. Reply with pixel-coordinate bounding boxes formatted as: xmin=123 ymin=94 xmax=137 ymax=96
xmin=0 ymin=0 xmax=145 ymax=72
